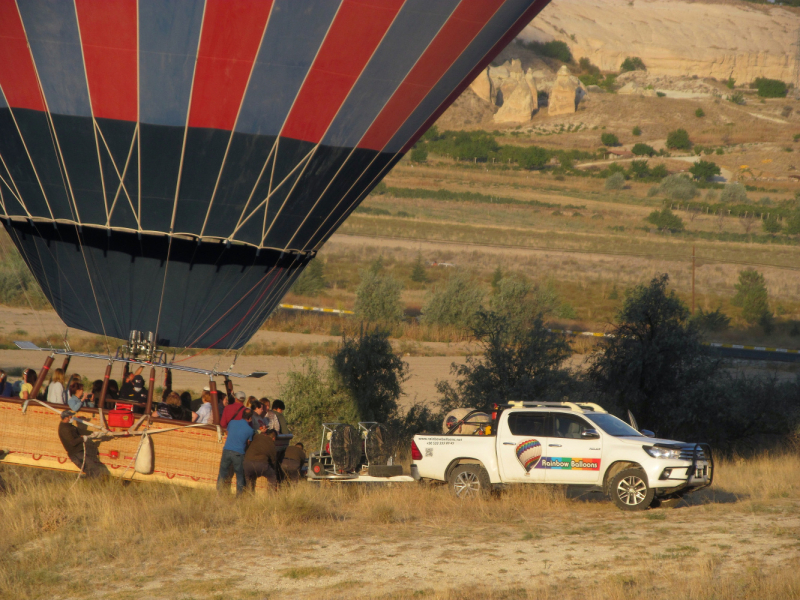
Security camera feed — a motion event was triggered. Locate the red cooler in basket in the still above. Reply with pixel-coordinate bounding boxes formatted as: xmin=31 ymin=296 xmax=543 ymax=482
xmin=108 ymin=410 xmax=134 ymax=428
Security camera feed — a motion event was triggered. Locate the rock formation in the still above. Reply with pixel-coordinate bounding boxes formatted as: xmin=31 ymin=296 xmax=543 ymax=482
xmin=468 ymin=68 xmax=493 ymax=103
xmin=521 ymin=0 xmax=800 ymax=85
xmin=494 ymin=82 xmax=534 ymax=123
xmin=548 ymin=65 xmax=578 ymax=116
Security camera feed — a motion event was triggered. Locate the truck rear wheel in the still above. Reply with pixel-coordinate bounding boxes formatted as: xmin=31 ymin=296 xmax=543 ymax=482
xmin=449 ymin=464 xmax=490 ymax=499
xmin=610 ymin=468 xmax=654 ymax=511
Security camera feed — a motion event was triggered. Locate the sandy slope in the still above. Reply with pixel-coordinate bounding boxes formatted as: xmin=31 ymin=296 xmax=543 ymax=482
xmin=523 ymin=0 xmax=800 ymax=83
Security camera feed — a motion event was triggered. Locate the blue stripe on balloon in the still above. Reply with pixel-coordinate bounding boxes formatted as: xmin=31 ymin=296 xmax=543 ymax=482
xmin=322 ymin=0 xmax=460 ymax=148
xmin=235 ymin=0 xmax=342 ymax=137
xmin=138 ymin=0 xmax=205 ymax=127
xmin=16 ymin=0 xmax=92 ymax=117
xmin=384 ymin=0 xmax=535 ymax=153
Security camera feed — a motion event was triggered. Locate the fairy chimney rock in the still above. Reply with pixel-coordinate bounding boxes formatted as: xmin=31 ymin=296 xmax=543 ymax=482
xmin=548 ymin=65 xmax=578 ymax=116
xmin=493 ymin=81 xmax=534 ymax=123
xmin=469 ymin=68 xmax=493 ymax=103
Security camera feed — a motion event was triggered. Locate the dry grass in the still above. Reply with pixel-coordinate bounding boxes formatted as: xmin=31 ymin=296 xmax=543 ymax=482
xmin=1 ymin=451 xmax=798 ymax=599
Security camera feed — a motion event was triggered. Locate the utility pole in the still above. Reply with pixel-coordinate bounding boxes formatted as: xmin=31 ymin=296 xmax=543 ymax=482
xmin=692 ymin=246 xmax=695 ymax=314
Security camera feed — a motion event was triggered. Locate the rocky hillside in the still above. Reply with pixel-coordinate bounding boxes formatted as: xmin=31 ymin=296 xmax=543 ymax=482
xmin=521 ymin=0 xmax=800 ymax=83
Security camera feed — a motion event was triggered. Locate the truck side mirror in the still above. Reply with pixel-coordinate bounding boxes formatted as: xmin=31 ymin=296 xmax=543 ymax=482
xmin=641 ymin=429 xmax=655 ymax=438
xmin=581 ymin=429 xmax=600 ymax=439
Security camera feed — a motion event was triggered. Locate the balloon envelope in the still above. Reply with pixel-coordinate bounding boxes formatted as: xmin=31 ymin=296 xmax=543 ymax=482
xmin=0 ymin=0 xmax=548 ymax=348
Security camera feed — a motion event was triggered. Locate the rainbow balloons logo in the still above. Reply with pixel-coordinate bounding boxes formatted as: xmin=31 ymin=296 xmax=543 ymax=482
xmin=516 ymin=439 xmax=543 ymax=472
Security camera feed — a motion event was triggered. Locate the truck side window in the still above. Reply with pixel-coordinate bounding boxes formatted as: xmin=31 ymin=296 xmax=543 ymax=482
xmin=507 ymin=412 xmax=546 ymax=436
xmin=552 ymin=414 xmax=592 ymax=439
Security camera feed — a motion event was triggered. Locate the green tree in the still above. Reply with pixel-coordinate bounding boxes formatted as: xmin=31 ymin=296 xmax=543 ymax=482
xmin=655 ymin=174 xmax=698 ymax=201
xmin=354 ymin=270 xmax=404 ymax=323
xmin=690 ymin=307 xmax=730 ymax=332
xmin=410 ymin=146 xmax=428 ymax=163
xmin=726 ymin=77 xmax=736 ymax=90
xmin=291 ymin=258 xmax=326 ymax=296
xmin=436 ymin=311 xmax=575 ymax=412
xmin=422 ymin=271 xmax=484 ymax=329
xmin=588 ymin=274 xmax=718 ymax=435
xmin=695 ymin=108 xmax=705 ymax=118
xmin=332 ymin=329 xmax=409 ymax=424
xmin=517 ymin=145 xmax=549 ymax=169
xmin=605 ymin=172 xmax=626 ymax=190
xmin=689 ymin=160 xmax=721 ymax=181
xmin=785 ymin=211 xmax=800 ymax=235
xmin=720 ymin=182 xmax=748 ymax=204
xmin=732 ymin=269 xmax=769 ymax=325
xmin=410 ymin=253 xmax=428 ymax=284
xmin=631 ymin=143 xmax=655 ymax=156
xmin=762 ymin=216 xmax=781 ymax=235
xmin=601 ymin=132 xmax=620 ymax=146
xmin=620 ymin=56 xmax=646 ymax=72
xmin=632 ymin=126 xmax=642 ymax=136
xmin=666 ymin=128 xmax=691 ymax=150
xmin=627 ymin=160 xmax=651 ymax=179
xmin=521 ymin=39 xmax=573 ymax=63
xmin=650 ymin=164 xmax=669 ymax=179
xmin=753 ymin=77 xmax=788 ymax=98
xmin=489 ymin=275 xmax=562 ymax=336
xmin=646 ymin=208 xmax=685 ymax=232
xmin=490 ymin=266 xmax=503 ymax=290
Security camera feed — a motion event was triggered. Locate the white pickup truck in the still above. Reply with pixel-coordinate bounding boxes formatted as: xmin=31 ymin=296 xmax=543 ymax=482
xmin=411 ymin=401 xmax=713 ymax=510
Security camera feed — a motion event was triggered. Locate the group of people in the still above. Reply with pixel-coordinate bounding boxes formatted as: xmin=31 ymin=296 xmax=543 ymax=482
xmin=216 ymin=389 xmax=306 ymax=495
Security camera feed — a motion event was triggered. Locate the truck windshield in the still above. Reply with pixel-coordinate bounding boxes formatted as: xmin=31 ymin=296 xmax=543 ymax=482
xmin=584 ymin=413 xmax=642 ymax=437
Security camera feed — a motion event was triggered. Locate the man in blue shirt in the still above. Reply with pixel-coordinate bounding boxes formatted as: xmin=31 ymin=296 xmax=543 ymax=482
xmin=217 ymin=408 xmax=254 ymax=495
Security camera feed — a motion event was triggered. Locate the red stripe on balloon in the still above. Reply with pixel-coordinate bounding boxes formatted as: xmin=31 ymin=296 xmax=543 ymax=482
xmin=0 ymin=0 xmax=45 ymax=111
xmin=357 ymin=0 xmax=505 ymax=152
xmin=188 ymin=0 xmax=274 ymax=131
xmin=280 ymin=0 xmax=404 ymax=144
xmin=400 ymin=0 xmax=549 ymax=153
xmin=75 ymin=0 xmax=138 ymax=122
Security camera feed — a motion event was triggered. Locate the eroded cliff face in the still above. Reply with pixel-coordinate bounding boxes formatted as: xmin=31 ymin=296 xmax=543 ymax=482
xmin=522 ymin=0 xmax=800 ymax=84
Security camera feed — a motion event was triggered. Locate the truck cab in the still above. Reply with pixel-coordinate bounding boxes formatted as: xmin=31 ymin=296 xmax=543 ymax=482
xmin=411 ymin=401 xmax=713 ymax=511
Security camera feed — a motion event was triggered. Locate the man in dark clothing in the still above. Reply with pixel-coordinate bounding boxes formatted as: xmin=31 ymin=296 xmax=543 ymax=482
xmin=244 ymin=425 xmax=277 ymax=490
xmin=0 ymin=370 xmax=13 ymax=397
xmin=271 ymin=399 xmax=290 ymax=434
xmin=217 ymin=408 xmax=254 ymax=494
xmin=57 ymin=410 xmax=106 ymax=478
xmin=220 ymin=390 xmax=246 ymax=429
xmin=281 ymin=442 xmax=306 ymax=482
xmin=119 ymin=372 xmax=147 ymax=403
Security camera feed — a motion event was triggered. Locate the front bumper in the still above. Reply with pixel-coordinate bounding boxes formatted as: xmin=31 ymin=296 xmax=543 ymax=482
xmin=649 ymin=444 xmax=714 ymax=493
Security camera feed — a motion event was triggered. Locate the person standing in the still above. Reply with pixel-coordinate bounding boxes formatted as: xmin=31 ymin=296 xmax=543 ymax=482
xmin=47 ymin=368 xmax=66 ymax=404
xmin=258 ymin=397 xmax=280 ymax=431
xmin=220 ymin=390 xmax=247 ymax=429
xmin=57 ymin=410 xmax=105 ymax=478
xmin=244 ymin=424 xmax=277 ymax=490
xmin=217 ymin=409 xmax=253 ymax=495
xmin=281 ymin=442 xmax=306 ymax=482
xmin=271 ymin=400 xmax=289 ymax=434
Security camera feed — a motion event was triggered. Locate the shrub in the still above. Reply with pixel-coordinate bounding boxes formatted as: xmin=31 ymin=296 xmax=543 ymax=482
xmin=521 ymin=39 xmax=573 ymax=63
xmin=631 ymin=143 xmax=655 ymax=156
xmin=516 ymin=145 xmax=549 ymax=169
xmin=785 ymin=211 xmax=800 ymax=235
xmin=422 ymin=271 xmax=484 ymax=329
xmin=620 ymin=56 xmax=646 ymax=72
xmin=753 ymin=78 xmax=788 ymax=98
xmin=291 ymin=258 xmax=326 ymax=296
xmin=720 ymin=182 xmax=748 ymax=204
xmin=762 ymin=216 xmax=781 ymax=235
xmin=666 ymin=128 xmax=691 ymax=150
xmin=605 ymin=172 xmax=626 ymax=190
xmin=599 ymin=73 xmax=617 ymax=92
xmin=695 ymin=108 xmax=705 ymax=118
xmin=632 ymin=126 xmax=642 ymax=136
xmin=646 ymin=208 xmax=685 ymax=232
xmin=409 ymin=146 xmax=428 ymax=163
xmin=726 ymin=77 xmax=736 ymax=90
xmin=579 ymin=57 xmax=601 ymax=76
xmin=601 ymin=132 xmax=620 ymax=146
xmin=656 ymin=174 xmax=698 ymax=201
xmin=716 ymin=147 xmax=724 ymax=155
xmin=656 ymin=91 xmax=666 ymax=98
xmin=627 ymin=159 xmax=651 ymax=179
xmin=689 ymin=160 xmax=721 ymax=181
xmin=354 ymin=270 xmax=404 ymax=323
xmin=732 ymin=269 xmax=769 ymax=325
xmin=728 ymin=92 xmax=745 ymax=105
xmin=690 ymin=307 xmax=730 ymax=332
xmin=650 ymin=164 xmax=669 ymax=179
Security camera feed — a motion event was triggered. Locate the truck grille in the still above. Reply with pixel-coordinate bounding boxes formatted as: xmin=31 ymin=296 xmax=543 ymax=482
xmin=680 ymin=446 xmax=706 ymax=461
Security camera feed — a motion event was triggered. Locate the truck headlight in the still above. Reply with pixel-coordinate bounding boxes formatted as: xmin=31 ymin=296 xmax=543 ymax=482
xmin=643 ymin=445 xmax=681 ymax=460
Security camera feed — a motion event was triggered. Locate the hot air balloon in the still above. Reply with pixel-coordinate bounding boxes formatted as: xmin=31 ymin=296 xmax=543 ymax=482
xmin=0 ymin=0 xmax=551 ymax=488
xmin=516 ymin=439 xmax=542 ymax=471
xmin=0 ymin=0 xmax=548 ymax=350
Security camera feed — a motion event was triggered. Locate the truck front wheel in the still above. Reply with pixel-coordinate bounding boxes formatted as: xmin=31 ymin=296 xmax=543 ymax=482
xmin=610 ymin=468 xmax=654 ymax=511
xmin=449 ymin=464 xmax=490 ymax=499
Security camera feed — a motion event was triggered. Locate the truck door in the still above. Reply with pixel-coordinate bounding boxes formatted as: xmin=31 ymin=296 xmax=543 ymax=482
xmin=543 ymin=413 xmax=603 ymax=484
xmin=497 ymin=411 xmax=549 ymax=483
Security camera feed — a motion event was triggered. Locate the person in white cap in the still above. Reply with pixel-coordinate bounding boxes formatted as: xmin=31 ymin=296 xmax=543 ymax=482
xmin=220 ymin=390 xmax=247 ymax=429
